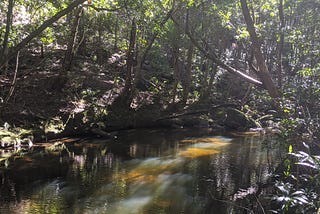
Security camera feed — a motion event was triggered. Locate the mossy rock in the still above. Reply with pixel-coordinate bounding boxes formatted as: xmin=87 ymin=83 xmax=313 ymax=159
xmin=0 ymin=127 xmax=33 ymax=148
xmin=214 ymin=107 xmax=257 ymax=131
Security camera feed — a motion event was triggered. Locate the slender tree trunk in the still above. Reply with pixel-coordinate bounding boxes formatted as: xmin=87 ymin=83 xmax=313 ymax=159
xmin=75 ymin=15 xmax=86 ymax=56
xmin=181 ymin=8 xmax=193 ymax=103
xmin=277 ymin=0 xmax=285 ymax=89
xmin=114 ymin=15 xmax=118 ymax=52
xmin=207 ymin=64 xmax=217 ymax=93
xmin=1 ymin=0 xmax=14 ymax=75
xmin=171 ymin=42 xmax=180 ymax=103
xmin=134 ymin=7 xmax=175 ymax=88
xmin=182 ymin=42 xmax=194 ymax=103
xmin=141 ymin=8 xmax=175 ymax=66
xmin=200 ymin=62 xmax=217 ymax=101
xmin=240 ymin=0 xmax=279 ymax=98
xmin=63 ymin=6 xmax=83 ymax=71
xmin=122 ymin=18 xmax=137 ymax=107
xmin=0 ymin=0 xmax=86 ymax=69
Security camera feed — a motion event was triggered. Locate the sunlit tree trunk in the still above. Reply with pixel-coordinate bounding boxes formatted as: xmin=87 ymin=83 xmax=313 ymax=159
xmin=240 ymin=0 xmax=279 ymax=98
xmin=1 ymin=0 xmax=14 ymax=75
xmin=63 ymin=6 xmax=83 ymax=71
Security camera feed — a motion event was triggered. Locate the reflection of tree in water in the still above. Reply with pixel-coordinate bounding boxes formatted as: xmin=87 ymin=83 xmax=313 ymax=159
xmin=0 ymin=131 xmax=282 ymax=214
xmin=199 ymin=136 xmax=282 ymax=213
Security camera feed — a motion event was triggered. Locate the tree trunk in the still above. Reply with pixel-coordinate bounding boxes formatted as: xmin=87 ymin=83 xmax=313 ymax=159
xmin=0 ymin=0 xmax=86 ymax=69
xmin=1 ymin=0 xmax=14 ymax=75
xmin=201 ymin=63 xmax=217 ymax=100
xmin=171 ymin=41 xmax=181 ymax=103
xmin=182 ymin=42 xmax=194 ymax=103
xmin=111 ymin=19 xmax=137 ymax=110
xmin=171 ymin=16 xmax=264 ymax=88
xmin=277 ymin=0 xmax=285 ymax=89
xmin=114 ymin=15 xmax=118 ymax=52
xmin=134 ymin=7 xmax=175 ymax=88
xmin=240 ymin=0 xmax=279 ymax=98
xmin=122 ymin=18 xmax=137 ymax=107
xmin=63 ymin=6 xmax=83 ymax=71
xmin=141 ymin=7 xmax=175 ymax=66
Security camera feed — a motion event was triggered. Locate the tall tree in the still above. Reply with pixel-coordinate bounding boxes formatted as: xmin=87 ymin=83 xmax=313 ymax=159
xmin=111 ymin=18 xmax=137 ymax=109
xmin=1 ymin=0 xmax=14 ymax=75
xmin=240 ymin=0 xmax=279 ymax=98
xmin=277 ymin=0 xmax=285 ymax=89
xmin=63 ymin=6 xmax=84 ymax=71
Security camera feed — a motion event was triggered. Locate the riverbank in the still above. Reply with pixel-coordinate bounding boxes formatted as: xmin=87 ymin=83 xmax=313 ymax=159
xmin=0 ymin=52 xmax=273 ymax=148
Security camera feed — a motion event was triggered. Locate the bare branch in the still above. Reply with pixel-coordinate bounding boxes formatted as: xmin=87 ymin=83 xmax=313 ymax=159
xmin=5 ymin=51 xmax=20 ymax=103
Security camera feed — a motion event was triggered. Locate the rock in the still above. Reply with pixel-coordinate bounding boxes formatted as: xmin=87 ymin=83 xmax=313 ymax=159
xmin=215 ymin=107 xmax=257 ymax=131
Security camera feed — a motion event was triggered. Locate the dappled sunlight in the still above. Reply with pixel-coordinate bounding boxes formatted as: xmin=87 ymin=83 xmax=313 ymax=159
xmin=179 ymin=147 xmax=219 ymax=158
xmin=231 ymin=131 xmax=263 ymax=137
xmin=178 ymin=136 xmax=231 ymax=158
xmin=151 ymin=200 xmax=172 ymax=208
xmin=180 ymin=137 xmax=232 ymax=145
xmin=109 ymin=196 xmax=153 ymax=214
xmin=114 ymin=158 xmax=184 ymax=184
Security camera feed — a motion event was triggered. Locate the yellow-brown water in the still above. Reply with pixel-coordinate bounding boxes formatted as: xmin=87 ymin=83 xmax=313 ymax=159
xmin=0 ymin=129 xmax=282 ymax=213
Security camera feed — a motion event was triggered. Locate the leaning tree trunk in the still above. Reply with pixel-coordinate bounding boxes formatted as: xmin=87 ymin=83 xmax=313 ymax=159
xmin=63 ymin=6 xmax=83 ymax=71
xmin=1 ymin=0 xmax=14 ymax=75
xmin=240 ymin=0 xmax=279 ymax=98
xmin=0 ymin=0 xmax=86 ymax=69
xmin=171 ymin=16 xmax=264 ymax=88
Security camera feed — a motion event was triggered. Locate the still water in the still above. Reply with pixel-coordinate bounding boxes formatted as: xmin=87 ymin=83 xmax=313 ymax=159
xmin=0 ymin=129 xmax=282 ymax=213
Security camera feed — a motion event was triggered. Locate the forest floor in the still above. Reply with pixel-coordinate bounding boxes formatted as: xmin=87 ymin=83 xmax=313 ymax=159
xmin=0 ymin=51 xmax=131 ymax=139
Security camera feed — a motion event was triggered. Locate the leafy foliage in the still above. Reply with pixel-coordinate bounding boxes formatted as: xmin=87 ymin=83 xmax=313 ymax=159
xmin=272 ymin=144 xmax=320 ymax=213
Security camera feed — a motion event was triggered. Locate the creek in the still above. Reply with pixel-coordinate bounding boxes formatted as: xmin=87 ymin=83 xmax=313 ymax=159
xmin=0 ymin=128 xmax=282 ymax=213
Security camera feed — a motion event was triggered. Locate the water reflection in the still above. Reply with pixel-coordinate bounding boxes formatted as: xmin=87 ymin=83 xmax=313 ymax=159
xmin=0 ymin=129 xmax=282 ymax=213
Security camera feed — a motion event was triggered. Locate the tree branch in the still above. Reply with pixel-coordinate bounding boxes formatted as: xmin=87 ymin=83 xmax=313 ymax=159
xmin=5 ymin=51 xmax=20 ymax=103
xmin=170 ymin=16 xmax=263 ymax=87
xmin=0 ymin=0 xmax=87 ymax=70
xmin=83 ymin=2 xmax=127 ymax=12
